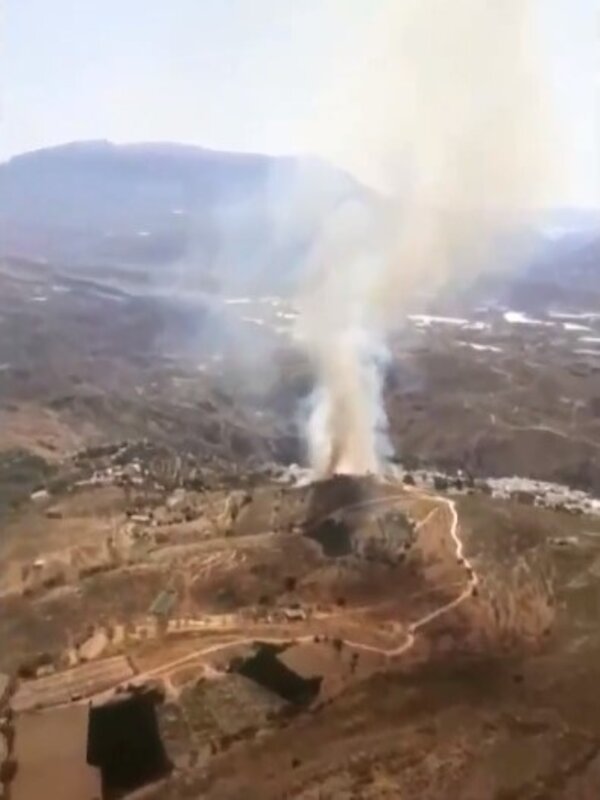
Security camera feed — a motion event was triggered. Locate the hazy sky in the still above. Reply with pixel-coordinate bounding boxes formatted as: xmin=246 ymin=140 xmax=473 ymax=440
xmin=2 ymin=0 xmax=598 ymax=206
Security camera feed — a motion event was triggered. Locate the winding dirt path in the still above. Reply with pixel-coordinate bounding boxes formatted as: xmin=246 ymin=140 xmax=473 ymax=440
xmin=129 ymin=490 xmax=478 ymax=683
xmin=393 ymin=495 xmax=478 ymax=656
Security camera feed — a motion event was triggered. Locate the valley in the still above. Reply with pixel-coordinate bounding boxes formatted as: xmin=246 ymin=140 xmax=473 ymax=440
xmin=0 ymin=243 xmax=599 ymax=798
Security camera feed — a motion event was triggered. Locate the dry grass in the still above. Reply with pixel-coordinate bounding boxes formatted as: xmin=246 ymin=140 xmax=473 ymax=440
xmin=0 ymin=403 xmax=91 ymax=461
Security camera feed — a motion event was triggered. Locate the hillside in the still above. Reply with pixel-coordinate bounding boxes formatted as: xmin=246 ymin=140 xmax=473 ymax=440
xmin=0 ymin=141 xmax=369 ymax=293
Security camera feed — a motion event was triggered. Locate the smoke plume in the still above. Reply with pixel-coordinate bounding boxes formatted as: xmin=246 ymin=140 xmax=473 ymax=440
xmin=298 ymin=0 xmax=560 ymax=477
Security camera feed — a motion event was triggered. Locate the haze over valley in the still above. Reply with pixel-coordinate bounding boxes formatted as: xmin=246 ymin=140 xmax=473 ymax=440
xmin=1 ymin=1 xmax=600 ymax=798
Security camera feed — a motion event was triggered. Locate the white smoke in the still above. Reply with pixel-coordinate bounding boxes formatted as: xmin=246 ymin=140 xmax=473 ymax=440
xmin=298 ymin=0 xmax=562 ymax=477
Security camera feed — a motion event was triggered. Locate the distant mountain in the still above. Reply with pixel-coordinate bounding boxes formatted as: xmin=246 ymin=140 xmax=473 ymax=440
xmin=510 ymin=229 xmax=600 ymax=310
xmin=459 ymin=224 xmax=600 ymax=314
xmin=0 ymin=140 xmax=372 ymax=293
xmin=2 ymin=141 xmax=598 ymax=304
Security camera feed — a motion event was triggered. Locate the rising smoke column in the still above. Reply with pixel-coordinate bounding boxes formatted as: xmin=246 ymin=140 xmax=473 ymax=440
xmin=299 ymin=0 xmax=560 ymax=477
xmin=299 ymin=193 xmax=394 ymax=476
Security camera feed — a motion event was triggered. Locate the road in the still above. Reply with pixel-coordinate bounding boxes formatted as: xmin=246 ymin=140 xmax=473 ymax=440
xmin=126 ymin=489 xmax=478 ymax=685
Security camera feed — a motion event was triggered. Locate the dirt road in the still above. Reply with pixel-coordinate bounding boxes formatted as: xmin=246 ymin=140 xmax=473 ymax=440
xmin=125 ymin=489 xmax=478 ymax=684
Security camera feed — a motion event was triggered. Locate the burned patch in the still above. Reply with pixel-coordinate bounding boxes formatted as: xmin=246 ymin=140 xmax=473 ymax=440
xmin=306 ymin=516 xmax=353 ymax=557
xmin=304 ymin=475 xmax=369 ymax=524
xmin=302 ymin=475 xmax=373 ymax=557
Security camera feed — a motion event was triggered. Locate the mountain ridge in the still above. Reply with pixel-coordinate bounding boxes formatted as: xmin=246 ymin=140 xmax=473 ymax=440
xmin=0 ymin=140 xmax=370 ymax=293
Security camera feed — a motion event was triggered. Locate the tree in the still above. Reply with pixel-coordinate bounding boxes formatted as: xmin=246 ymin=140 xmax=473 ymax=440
xmin=433 ymin=475 xmax=448 ymax=491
